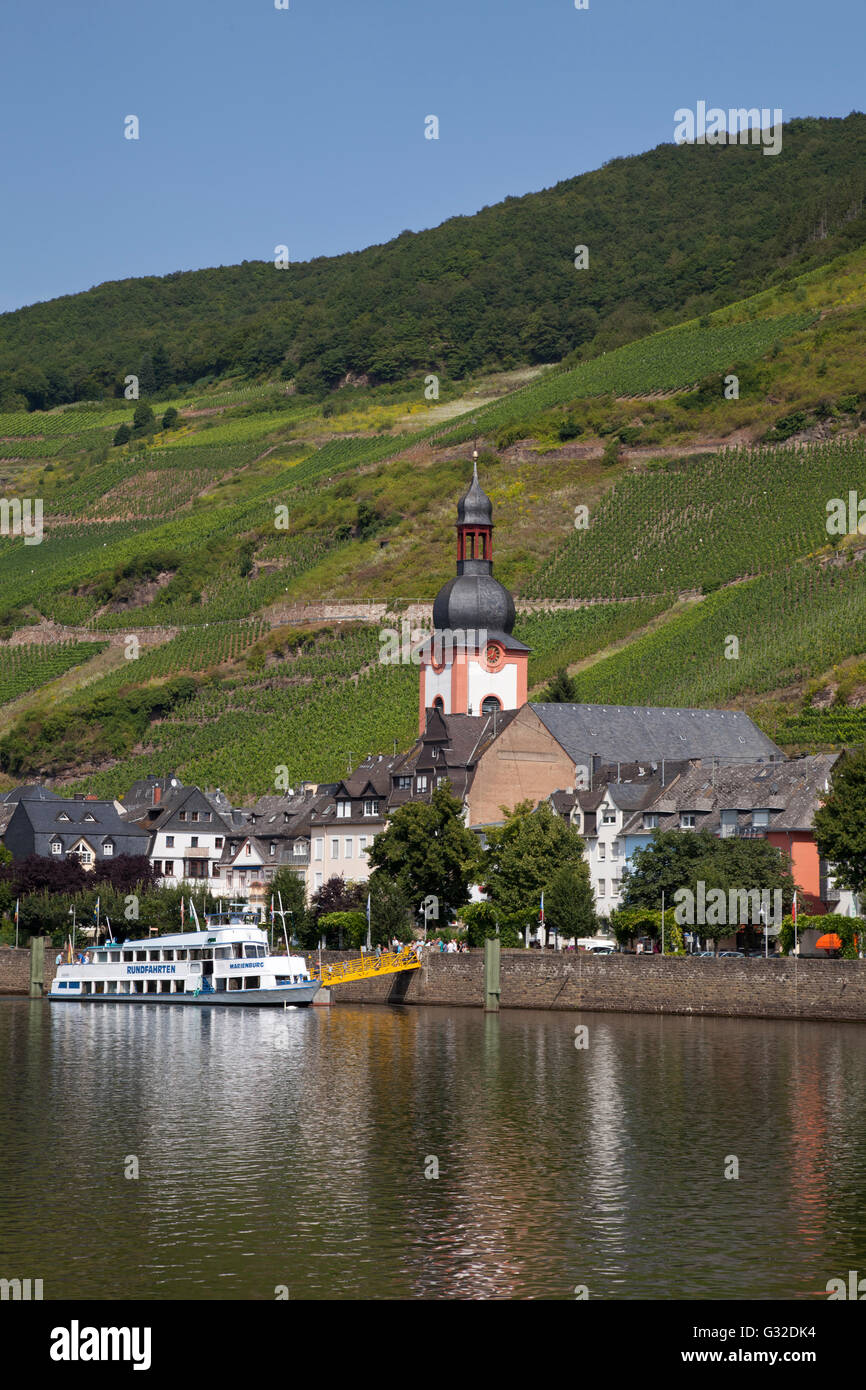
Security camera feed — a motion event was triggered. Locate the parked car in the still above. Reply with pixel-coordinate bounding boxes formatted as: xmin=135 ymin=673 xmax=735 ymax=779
xmin=586 ymin=946 xmax=615 ymax=954
xmin=718 ymin=951 xmax=745 ymax=958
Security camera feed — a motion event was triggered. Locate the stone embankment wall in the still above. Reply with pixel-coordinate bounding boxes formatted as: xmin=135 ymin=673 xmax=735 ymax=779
xmin=5 ymin=944 xmax=866 ymax=1023
xmin=317 ymin=949 xmax=866 ymax=1023
xmin=0 ymin=945 xmax=59 ymax=994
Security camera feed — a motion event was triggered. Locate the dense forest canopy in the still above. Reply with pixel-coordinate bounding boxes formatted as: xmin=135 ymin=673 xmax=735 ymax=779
xmin=2 ymin=115 xmax=866 ymax=410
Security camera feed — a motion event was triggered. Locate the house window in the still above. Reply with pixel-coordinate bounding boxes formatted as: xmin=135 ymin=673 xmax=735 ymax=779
xmin=293 ymin=842 xmax=306 ymax=857
xmin=643 ymin=814 xmax=658 ymax=830
xmin=163 ymin=860 xmax=174 ymax=876
xmin=57 ymin=813 xmax=70 ymax=822
xmin=191 ymin=811 xmax=199 ymax=822
xmin=191 ymin=837 xmax=199 ymax=848
xmin=245 ymin=844 xmax=251 ymax=855
xmin=363 ymin=800 xmax=380 ymax=817
xmin=436 ymin=776 xmax=447 ymax=787
xmin=481 ymin=696 xmax=502 ymax=715
xmin=601 ymin=809 xmax=616 ymax=825
xmin=598 ymin=844 xmax=606 ymax=860
xmin=337 ymin=801 xmax=351 ymax=819
xmin=51 ymin=839 xmax=62 ymax=855
xmin=359 ymin=836 xmax=367 ymax=853
xmin=314 ymin=838 xmax=323 ymax=861
xmin=214 ymin=837 xmax=223 ymax=849
xmin=203 ymin=811 xmax=211 ymax=821
xmin=331 ymin=839 xmax=339 ymax=859
xmin=752 ymin=810 xmax=770 ymax=828
xmin=720 ymin=810 xmax=738 ymax=838
xmin=417 ymin=776 xmax=428 ymax=792
xmin=212 ymin=863 xmax=220 ymax=876
xmin=84 ymin=813 xmax=96 ymax=822
xmin=397 ymin=776 xmax=411 ymax=790
xmin=610 ymin=842 xmax=619 ymax=860
xmin=611 ymin=879 xmax=621 ymax=895
xmin=680 ymin=814 xmax=696 ymax=829
xmin=344 ymin=839 xmax=353 ymax=859
xmin=179 ymin=812 xmax=187 ymax=821
xmin=103 ymin=842 xmax=114 ymax=856
xmin=166 ymin=835 xmax=175 ymax=848
xmin=597 ymin=880 xmax=606 ymax=897
xmin=433 ymin=696 xmax=444 ymax=711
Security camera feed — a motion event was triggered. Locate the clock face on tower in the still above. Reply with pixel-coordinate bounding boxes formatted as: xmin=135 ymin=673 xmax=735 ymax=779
xmin=483 ymin=641 xmax=504 ymax=672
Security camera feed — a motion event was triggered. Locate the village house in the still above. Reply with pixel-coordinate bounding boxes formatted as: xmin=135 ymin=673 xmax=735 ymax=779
xmin=120 ymin=775 xmax=245 ymax=889
xmin=4 ymin=790 xmax=149 ymax=868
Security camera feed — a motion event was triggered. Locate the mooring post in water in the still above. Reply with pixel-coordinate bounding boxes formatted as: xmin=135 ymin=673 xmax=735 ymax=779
xmin=29 ymin=936 xmax=45 ymax=998
xmin=483 ymin=936 xmax=500 ymax=1012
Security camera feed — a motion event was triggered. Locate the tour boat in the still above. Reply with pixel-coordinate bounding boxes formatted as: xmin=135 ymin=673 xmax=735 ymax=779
xmin=49 ymin=903 xmax=319 ymax=1007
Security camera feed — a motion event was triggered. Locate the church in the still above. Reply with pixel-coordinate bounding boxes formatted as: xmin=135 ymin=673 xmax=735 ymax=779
xmin=403 ymin=459 xmax=784 ymax=829
xmin=417 ymin=453 xmax=530 ymax=731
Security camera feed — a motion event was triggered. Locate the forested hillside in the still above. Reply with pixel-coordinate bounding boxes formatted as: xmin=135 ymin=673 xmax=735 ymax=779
xmin=2 ymin=116 xmax=866 ymax=410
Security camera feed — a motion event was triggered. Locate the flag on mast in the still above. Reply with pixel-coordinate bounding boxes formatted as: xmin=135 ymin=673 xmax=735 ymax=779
xmin=14 ymin=898 xmax=19 ymax=947
xmin=366 ymin=892 xmax=372 ymax=951
xmin=792 ymin=891 xmax=797 ymax=926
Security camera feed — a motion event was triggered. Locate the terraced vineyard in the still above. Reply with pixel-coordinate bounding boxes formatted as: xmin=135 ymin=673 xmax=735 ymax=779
xmin=566 ymin=556 xmax=866 ymax=709
xmin=518 ymin=600 xmax=672 ymax=687
xmin=776 ymin=706 xmax=866 ymax=748
xmin=0 ymin=640 xmax=107 ymax=705
xmin=439 ymin=311 xmax=816 ymax=444
xmin=525 ymin=440 xmax=866 ymax=599
xmin=69 ymin=630 xmax=419 ymax=801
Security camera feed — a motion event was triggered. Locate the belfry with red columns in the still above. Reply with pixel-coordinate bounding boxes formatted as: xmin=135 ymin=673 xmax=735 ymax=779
xmin=418 ymin=455 xmax=530 ymax=732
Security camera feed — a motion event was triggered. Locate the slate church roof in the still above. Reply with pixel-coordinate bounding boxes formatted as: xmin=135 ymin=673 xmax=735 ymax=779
xmin=530 ymin=704 xmax=783 ymax=765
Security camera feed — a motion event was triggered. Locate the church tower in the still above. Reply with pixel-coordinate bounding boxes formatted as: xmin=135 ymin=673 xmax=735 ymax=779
xmin=419 ymin=455 xmax=529 ymax=731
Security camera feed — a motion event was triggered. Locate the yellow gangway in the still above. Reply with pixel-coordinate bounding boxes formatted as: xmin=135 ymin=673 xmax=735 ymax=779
xmin=309 ymin=947 xmax=422 ymax=988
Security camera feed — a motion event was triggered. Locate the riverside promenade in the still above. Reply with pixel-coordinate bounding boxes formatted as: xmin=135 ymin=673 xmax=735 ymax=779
xmin=5 ymin=943 xmax=866 ymax=1024
xmin=312 ymin=947 xmax=866 ymax=1024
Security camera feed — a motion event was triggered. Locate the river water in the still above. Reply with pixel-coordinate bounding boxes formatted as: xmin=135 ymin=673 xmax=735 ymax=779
xmin=1 ymin=998 xmax=864 ymax=1301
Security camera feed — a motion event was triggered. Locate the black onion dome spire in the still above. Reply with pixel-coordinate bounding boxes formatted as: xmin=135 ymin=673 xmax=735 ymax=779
xmin=456 ymin=460 xmax=493 ymax=527
xmin=432 ymin=459 xmax=516 ymax=635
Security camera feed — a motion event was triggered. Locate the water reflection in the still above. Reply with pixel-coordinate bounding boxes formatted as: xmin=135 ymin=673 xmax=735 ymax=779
xmin=1 ymin=1000 xmax=865 ymax=1300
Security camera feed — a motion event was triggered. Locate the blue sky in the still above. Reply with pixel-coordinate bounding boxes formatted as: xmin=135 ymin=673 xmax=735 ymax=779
xmin=0 ymin=0 xmax=862 ymax=313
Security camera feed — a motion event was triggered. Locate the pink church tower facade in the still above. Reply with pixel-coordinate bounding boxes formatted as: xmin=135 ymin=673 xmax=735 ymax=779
xmin=418 ymin=457 xmax=529 ymax=732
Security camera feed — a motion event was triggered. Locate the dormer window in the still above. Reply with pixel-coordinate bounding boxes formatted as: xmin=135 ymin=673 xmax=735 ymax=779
xmin=643 ymin=813 xmax=659 ymax=830
xmin=103 ymin=841 xmax=114 ymax=856
xmin=179 ymin=811 xmax=187 ymax=821
xmin=84 ymin=813 xmax=96 ymax=822
xmin=51 ymin=839 xmax=63 ymax=855
xmin=680 ymin=813 xmax=696 ymax=829
xmin=57 ymin=813 xmax=70 ymax=822
xmin=752 ymin=810 xmax=770 ymax=828
xmin=601 ymin=809 xmax=616 ymax=825
xmin=337 ymin=800 xmax=351 ymax=819
xmin=269 ymin=842 xmax=277 ymax=856
xmin=363 ymin=800 xmax=380 ymax=817
xmin=294 ymin=841 xmax=306 ymax=856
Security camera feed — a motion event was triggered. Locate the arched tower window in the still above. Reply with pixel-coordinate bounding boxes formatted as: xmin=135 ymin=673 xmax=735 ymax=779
xmin=481 ymin=696 xmax=502 ymax=715
xmin=433 ymin=696 xmax=444 ymax=711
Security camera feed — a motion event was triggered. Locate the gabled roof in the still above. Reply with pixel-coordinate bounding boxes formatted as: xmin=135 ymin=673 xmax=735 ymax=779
xmin=641 ymin=754 xmax=840 ymax=833
xmin=530 ymin=704 xmax=783 ymax=764
xmin=1 ymin=784 xmax=62 ymax=804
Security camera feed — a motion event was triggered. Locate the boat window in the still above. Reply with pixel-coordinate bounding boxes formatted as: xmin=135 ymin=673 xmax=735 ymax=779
xmin=135 ymin=951 xmax=146 ymax=961
xmin=201 ymin=948 xmax=213 ymax=961
xmin=242 ymin=976 xmax=260 ymax=989
xmin=97 ymin=952 xmax=108 ymax=963
xmin=146 ymin=980 xmax=158 ymax=993
xmin=176 ymin=949 xmax=187 ymax=961
xmin=163 ymin=949 xmax=174 ymax=961
xmin=233 ymin=944 xmax=243 ymax=958
xmin=189 ymin=949 xmax=201 ymax=961
xmin=109 ymin=951 xmax=121 ymax=962
xmin=215 ymin=947 xmax=232 ymax=959
xmin=122 ymin=951 xmax=134 ymax=961
xmin=149 ymin=950 xmax=160 ymax=961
